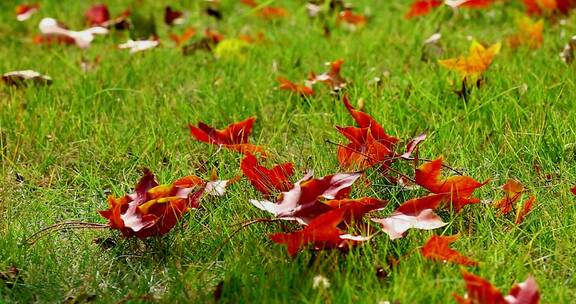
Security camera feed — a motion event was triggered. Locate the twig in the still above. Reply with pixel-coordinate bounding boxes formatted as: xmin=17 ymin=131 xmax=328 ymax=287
xmin=25 ymin=221 xmax=109 ymax=246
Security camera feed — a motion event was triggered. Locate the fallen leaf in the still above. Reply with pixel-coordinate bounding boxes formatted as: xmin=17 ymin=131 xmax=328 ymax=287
xmin=421 ymin=234 xmax=478 ymax=266
xmin=189 ymin=117 xmax=265 ymax=155
xmin=454 ymin=270 xmax=540 ymax=304
xmin=342 ymin=96 xmax=399 ymax=147
xmin=278 ymin=76 xmax=315 ymax=96
xmin=523 ymin=0 xmax=576 ymax=15
xmin=170 ymin=27 xmax=196 ymax=46
xmin=85 ymin=4 xmax=110 ymax=26
xmin=213 ymin=39 xmax=251 ymax=60
xmin=269 ymin=207 xmax=369 ymax=257
xmin=505 ymin=276 xmax=540 ymax=304
xmin=241 ymin=0 xmax=288 ymax=18
xmin=508 ymin=17 xmax=544 ymax=49
xmin=415 ymin=157 xmax=488 ymax=212
xmin=514 ymin=195 xmax=536 ymax=225
xmin=401 ymin=132 xmax=427 ymax=159
xmin=16 ymin=4 xmax=39 ymax=21
xmin=99 ymin=169 xmax=206 ymax=238
xmin=118 ymin=39 xmax=160 ymax=53
xmin=240 ymin=154 xmax=294 ymax=195
xmin=38 ymin=17 xmax=108 ymax=48
xmin=309 ymin=59 xmax=348 ymax=91
xmin=494 ymin=179 xmax=524 ymax=215
xmin=0 ymin=265 xmax=21 ymax=289
xmin=438 ymin=41 xmax=501 ymax=81
xmin=2 ymin=70 xmax=52 ymax=86
xmin=250 ymin=171 xmax=361 ymax=224
xmin=371 ymin=194 xmax=448 ymax=240
xmin=336 ymin=96 xmax=398 ymax=171
xmin=322 ymin=197 xmax=387 ymax=222
xmin=405 ymin=0 xmax=442 ymax=19
xmin=445 ymin=0 xmax=496 ymax=9
xmin=454 ymin=270 xmax=507 ymax=304
xmin=165 ymin=6 xmax=185 ymax=26
xmin=337 ymin=10 xmax=368 ymax=27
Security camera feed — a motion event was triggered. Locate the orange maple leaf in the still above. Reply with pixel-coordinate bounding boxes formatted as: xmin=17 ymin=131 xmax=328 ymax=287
xmin=277 ymin=76 xmax=314 ymax=96
xmin=494 ymin=179 xmax=524 ymax=215
xmin=169 ymin=27 xmax=196 ymax=46
xmin=240 ymin=154 xmax=294 ymax=195
xmin=514 ymin=195 xmax=536 ymax=225
xmin=337 ymin=10 xmax=367 ymax=27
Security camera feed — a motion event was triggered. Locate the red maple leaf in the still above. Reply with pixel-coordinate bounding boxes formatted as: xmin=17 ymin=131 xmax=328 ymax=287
xmin=322 ymin=197 xmax=387 ymax=222
xmin=240 ymin=154 xmax=294 ymax=195
xmin=421 ymin=234 xmax=478 ymax=266
xmin=85 ymin=4 xmax=110 ymax=26
xmin=336 ymin=127 xmax=394 ymax=171
xmin=165 ymin=6 xmax=184 ymax=26
xmin=189 ymin=117 xmax=265 ymax=155
xmin=336 ymin=96 xmax=398 ymax=170
xmin=454 ymin=270 xmax=507 ymax=304
xmin=415 ymin=157 xmax=488 ymax=212
xmin=405 ymin=0 xmax=443 ymax=19
xmin=372 ymin=193 xmax=447 ymax=240
xmin=269 ymin=207 xmax=369 ymax=257
xmin=99 ymin=169 xmax=205 ymax=238
xmin=342 ymin=96 xmax=399 ymax=147
xmin=250 ymin=171 xmax=361 ymax=224
xmin=454 ymin=270 xmax=540 ymax=304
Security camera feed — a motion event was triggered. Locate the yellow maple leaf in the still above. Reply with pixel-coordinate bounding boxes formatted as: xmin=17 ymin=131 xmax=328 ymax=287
xmin=438 ymin=41 xmax=501 ymax=80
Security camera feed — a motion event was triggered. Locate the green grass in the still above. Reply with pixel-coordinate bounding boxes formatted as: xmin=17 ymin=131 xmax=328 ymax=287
xmin=1 ymin=0 xmax=576 ymax=302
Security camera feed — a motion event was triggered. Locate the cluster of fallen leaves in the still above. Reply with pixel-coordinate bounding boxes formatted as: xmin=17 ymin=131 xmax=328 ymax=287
xmin=11 ymin=1 xmax=576 ymax=302
xmin=94 ymin=94 xmax=541 ymax=302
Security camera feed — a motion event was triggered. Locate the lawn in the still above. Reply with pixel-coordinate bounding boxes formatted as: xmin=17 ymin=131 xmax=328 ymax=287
xmin=1 ymin=0 xmax=576 ymax=303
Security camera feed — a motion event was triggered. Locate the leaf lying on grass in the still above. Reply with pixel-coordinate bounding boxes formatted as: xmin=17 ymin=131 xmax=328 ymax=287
xmin=189 ymin=117 xmax=265 ymax=155
xmin=269 ymin=207 xmax=370 ymax=257
xmin=421 ymin=234 xmax=478 ymax=266
xmin=454 ymin=270 xmax=540 ymax=304
xmin=99 ymin=168 xmax=233 ymax=238
xmin=250 ymin=171 xmax=361 ymax=224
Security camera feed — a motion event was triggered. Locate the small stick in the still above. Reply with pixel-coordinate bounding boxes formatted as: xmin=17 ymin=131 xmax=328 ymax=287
xmin=25 ymin=221 xmax=108 ymax=246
